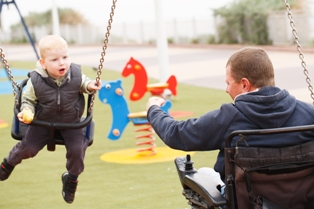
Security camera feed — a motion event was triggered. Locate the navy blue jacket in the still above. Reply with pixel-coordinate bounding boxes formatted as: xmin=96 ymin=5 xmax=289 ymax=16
xmin=147 ymin=86 xmax=314 ymax=179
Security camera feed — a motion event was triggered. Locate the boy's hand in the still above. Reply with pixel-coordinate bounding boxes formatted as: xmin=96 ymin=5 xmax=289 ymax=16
xmin=87 ymin=80 xmax=101 ymax=91
xmin=146 ymin=96 xmax=165 ymax=112
xmin=18 ymin=108 xmax=34 ymax=124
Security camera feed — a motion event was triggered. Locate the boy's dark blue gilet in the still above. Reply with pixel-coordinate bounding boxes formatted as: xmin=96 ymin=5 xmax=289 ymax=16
xmin=30 ymin=63 xmax=85 ymax=123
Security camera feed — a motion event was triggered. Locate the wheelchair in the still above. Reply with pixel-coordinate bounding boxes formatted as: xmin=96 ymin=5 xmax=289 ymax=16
xmin=175 ymin=125 xmax=314 ymax=209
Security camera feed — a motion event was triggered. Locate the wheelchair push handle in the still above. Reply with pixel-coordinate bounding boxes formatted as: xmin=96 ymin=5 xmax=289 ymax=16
xmin=226 ymin=124 xmax=314 ymax=148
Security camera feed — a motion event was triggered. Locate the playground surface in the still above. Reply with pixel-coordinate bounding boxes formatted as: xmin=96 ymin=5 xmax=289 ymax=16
xmin=1 ymin=44 xmax=314 ymax=208
xmin=2 ymin=43 xmax=314 ymax=103
xmin=0 ymin=61 xmax=224 ymax=209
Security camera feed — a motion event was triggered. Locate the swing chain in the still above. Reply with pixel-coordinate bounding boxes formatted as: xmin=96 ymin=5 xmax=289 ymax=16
xmin=284 ymin=0 xmax=314 ymax=104
xmin=0 ymin=47 xmax=21 ymax=106
xmin=89 ymin=0 xmax=117 ymax=114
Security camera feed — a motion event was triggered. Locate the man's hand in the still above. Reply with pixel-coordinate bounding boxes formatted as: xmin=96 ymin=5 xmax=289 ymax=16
xmin=146 ymin=96 xmax=165 ymax=112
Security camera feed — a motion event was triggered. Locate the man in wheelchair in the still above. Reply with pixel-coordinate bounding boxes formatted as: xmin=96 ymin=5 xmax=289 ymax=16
xmin=146 ymin=47 xmax=314 ymax=209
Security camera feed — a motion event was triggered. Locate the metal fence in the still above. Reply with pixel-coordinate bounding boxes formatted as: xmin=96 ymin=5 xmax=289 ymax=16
xmin=1 ymin=12 xmax=313 ymax=46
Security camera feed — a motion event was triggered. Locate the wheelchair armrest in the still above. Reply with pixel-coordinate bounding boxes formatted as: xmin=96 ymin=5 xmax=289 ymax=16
xmin=175 ymin=155 xmax=227 ymax=207
xmin=184 ymin=172 xmax=227 ymax=207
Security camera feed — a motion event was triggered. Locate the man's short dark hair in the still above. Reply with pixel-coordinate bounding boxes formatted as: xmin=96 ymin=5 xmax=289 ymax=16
xmin=226 ymin=47 xmax=275 ymax=88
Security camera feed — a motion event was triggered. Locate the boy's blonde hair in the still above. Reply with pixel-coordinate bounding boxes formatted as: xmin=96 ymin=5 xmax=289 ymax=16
xmin=38 ymin=35 xmax=68 ymax=59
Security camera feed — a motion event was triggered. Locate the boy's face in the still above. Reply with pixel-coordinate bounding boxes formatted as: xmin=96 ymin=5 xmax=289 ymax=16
xmin=39 ymin=48 xmax=70 ymax=79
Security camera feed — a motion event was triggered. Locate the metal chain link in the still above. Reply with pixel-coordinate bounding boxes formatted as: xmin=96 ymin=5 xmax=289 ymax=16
xmin=284 ymin=0 xmax=314 ymax=104
xmin=0 ymin=48 xmax=21 ymax=106
xmin=88 ymin=0 xmax=117 ymax=114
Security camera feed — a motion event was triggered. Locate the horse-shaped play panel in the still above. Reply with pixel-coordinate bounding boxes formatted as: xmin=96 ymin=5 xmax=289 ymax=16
xmin=122 ymin=57 xmax=177 ymax=101
xmin=98 ymin=79 xmax=172 ymax=156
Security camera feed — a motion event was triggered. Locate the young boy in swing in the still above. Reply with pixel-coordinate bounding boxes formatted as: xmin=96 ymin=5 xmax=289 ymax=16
xmin=0 ymin=35 xmax=100 ymax=204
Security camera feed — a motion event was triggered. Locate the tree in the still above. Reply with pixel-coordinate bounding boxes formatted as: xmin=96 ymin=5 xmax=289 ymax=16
xmin=10 ymin=8 xmax=88 ymax=29
xmin=213 ymin=0 xmax=305 ymax=45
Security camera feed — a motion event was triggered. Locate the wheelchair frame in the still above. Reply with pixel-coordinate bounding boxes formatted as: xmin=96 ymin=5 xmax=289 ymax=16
xmin=175 ymin=124 xmax=314 ymax=209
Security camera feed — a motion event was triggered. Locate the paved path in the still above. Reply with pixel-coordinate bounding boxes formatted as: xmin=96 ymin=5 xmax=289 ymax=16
xmin=2 ymin=44 xmax=314 ymax=103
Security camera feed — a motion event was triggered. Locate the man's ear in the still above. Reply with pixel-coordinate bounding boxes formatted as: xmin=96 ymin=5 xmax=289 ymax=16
xmin=241 ymin=78 xmax=252 ymax=92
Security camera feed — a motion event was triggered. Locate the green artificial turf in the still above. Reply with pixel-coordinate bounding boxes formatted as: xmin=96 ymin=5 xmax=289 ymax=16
xmin=0 ymin=61 xmax=231 ymax=209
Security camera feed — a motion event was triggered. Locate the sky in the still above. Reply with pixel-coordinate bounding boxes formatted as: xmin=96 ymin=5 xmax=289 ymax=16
xmin=0 ymin=0 xmax=234 ymax=31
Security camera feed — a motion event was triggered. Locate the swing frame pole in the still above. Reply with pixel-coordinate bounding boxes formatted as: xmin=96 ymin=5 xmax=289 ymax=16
xmin=0 ymin=0 xmax=39 ymax=60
